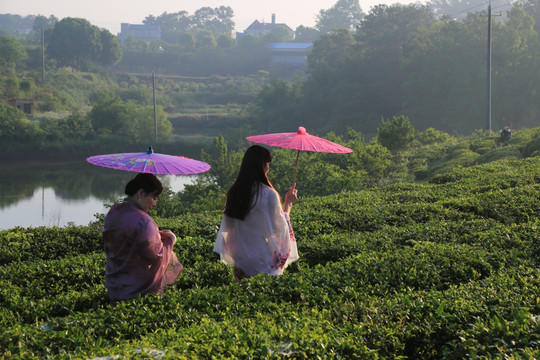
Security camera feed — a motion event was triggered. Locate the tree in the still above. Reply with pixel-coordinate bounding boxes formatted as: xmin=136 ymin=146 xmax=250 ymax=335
xmin=316 ymin=0 xmax=365 ymax=33
xmin=178 ymin=32 xmax=196 ymax=48
xmin=31 ymin=15 xmax=57 ymax=43
xmin=99 ymin=29 xmax=123 ymax=65
xmin=522 ymin=0 xmax=540 ymax=34
xmin=308 ymin=28 xmax=355 ymax=67
xmin=145 ymin=11 xmax=192 ymax=43
xmin=32 ymin=15 xmax=58 ymax=33
xmin=123 ymin=36 xmax=150 ymax=52
xmin=249 ymin=79 xmax=303 ymax=132
xmin=217 ymin=34 xmax=234 ymax=49
xmin=41 ymin=112 xmax=94 ymax=141
xmin=47 ymin=17 xmax=102 ymax=68
xmin=3 ymin=75 xmax=21 ymax=98
xmin=144 ymin=11 xmax=192 ymax=33
xmin=0 ymin=103 xmax=42 ymax=142
xmin=89 ymin=90 xmax=172 ymax=141
xmin=376 ymin=115 xmax=415 ymax=153
xmin=0 ymin=35 xmax=27 ymax=69
xmin=126 ymin=104 xmax=172 ymax=142
xmin=261 ymin=25 xmax=294 ymax=43
xmin=401 ymin=18 xmax=485 ymax=132
xmin=89 ymin=91 xmax=130 ymax=136
xmin=195 ymin=30 xmax=217 ymax=48
xmin=193 ymin=6 xmax=235 ymax=35
xmin=294 ymin=25 xmax=320 ymax=42
xmin=492 ymin=6 xmax=540 ymax=129
xmin=200 ymin=134 xmax=241 ymax=189
xmin=302 ymin=29 xmax=357 ymax=133
xmin=428 ymin=0 xmax=512 ymax=21
xmin=352 ymin=4 xmax=436 ymax=130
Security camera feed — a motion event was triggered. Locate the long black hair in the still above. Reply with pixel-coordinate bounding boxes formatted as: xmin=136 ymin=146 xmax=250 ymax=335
xmin=224 ymin=145 xmax=274 ymax=220
xmin=125 ymin=173 xmax=163 ymax=197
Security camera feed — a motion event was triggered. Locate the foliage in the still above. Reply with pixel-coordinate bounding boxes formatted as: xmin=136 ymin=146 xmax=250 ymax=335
xmin=88 ymin=90 xmax=172 ymax=141
xmin=88 ymin=90 xmax=130 ymax=136
xmin=474 ymin=145 xmax=523 ymax=164
xmin=46 ymin=17 xmax=122 ymax=69
xmin=428 ymin=0 xmax=512 ymax=21
xmin=4 ymin=0 xmax=540 ymax=138
xmin=377 ymin=115 xmax=416 ymax=153
xmin=0 ymin=35 xmax=27 ymax=69
xmin=46 ymin=17 xmax=102 ymax=69
xmin=294 ymin=25 xmax=321 ymax=42
xmin=200 ymin=135 xmax=242 ymax=189
xmin=40 ymin=111 xmax=94 ymax=142
xmin=316 ymin=0 xmax=365 ymax=33
xmin=0 ymin=103 xmax=43 ymax=141
xmin=144 ymin=6 xmax=235 ymax=37
xmin=99 ymin=29 xmax=123 ymax=65
xmin=1 ymin=156 xmax=540 ymax=358
xmin=247 ymin=78 xmax=303 ymax=132
xmin=417 ymin=127 xmax=456 ymax=145
xmin=153 ymin=126 xmax=540 ymax=219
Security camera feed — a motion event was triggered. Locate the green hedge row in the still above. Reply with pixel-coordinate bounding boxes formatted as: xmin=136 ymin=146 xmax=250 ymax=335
xmin=2 ymin=266 xmax=538 ymax=358
xmin=0 ymin=157 xmax=539 ymax=358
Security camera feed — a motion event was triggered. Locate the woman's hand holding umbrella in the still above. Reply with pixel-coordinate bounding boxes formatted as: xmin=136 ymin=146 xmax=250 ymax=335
xmin=284 ymin=183 xmax=297 ymax=215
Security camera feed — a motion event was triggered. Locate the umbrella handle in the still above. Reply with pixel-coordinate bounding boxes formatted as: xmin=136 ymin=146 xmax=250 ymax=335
xmin=292 ymin=150 xmax=300 ymax=185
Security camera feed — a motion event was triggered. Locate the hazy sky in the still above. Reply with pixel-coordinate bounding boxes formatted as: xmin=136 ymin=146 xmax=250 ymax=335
xmin=2 ymin=0 xmax=419 ymax=34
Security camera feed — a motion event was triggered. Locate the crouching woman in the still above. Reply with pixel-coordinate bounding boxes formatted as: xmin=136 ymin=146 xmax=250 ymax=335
xmin=102 ymin=173 xmax=182 ymax=304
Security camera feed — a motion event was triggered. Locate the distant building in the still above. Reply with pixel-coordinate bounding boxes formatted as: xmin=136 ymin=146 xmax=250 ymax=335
xmin=268 ymin=42 xmax=313 ymax=66
xmin=243 ymin=14 xmax=294 ymax=38
xmin=8 ymin=98 xmax=36 ymax=114
xmin=117 ymin=23 xmax=161 ymax=44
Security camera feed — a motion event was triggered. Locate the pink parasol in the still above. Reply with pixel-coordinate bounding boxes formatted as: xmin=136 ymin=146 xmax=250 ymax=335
xmin=246 ymin=126 xmax=352 ymax=183
xmin=86 ymin=147 xmax=211 ymax=175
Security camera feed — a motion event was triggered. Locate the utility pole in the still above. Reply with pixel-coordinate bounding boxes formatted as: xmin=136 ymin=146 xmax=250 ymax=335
xmin=41 ymin=26 xmax=45 ymax=83
xmin=152 ymin=71 xmax=158 ymax=143
xmin=486 ymin=1 xmax=501 ymax=132
xmin=486 ymin=1 xmax=492 ymax=132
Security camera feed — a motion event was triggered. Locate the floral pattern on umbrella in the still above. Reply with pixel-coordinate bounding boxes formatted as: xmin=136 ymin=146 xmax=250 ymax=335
xmin=87 ymin=147 xmax=211 ymax=175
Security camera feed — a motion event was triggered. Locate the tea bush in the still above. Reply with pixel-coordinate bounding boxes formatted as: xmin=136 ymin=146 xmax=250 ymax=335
xmin=1 ymin=157 xmax=539 ymax=358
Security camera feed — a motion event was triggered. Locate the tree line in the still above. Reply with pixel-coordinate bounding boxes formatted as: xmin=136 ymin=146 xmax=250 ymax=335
xmin=2 ymin=0 xmax=540 ymax=138
xmin=247 ymin=0 xmax=540 ymax=136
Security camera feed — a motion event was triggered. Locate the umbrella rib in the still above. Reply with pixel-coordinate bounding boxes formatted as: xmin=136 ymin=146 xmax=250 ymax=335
xmin=161 ymin=162 xmax=172 ymax=175
xmin=127 ymin=160 xmax=140 ymax=172
xmin=142 ymin=158 xmax=150 ymax=173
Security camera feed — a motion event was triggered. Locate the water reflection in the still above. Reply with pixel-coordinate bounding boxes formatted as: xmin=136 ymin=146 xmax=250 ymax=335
xmin=1 ymin=160 xmax=197 ymax=230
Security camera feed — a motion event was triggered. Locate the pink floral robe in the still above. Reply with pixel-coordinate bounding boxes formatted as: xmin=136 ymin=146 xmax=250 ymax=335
xmin=102 ymin=202 xmax=182 ymax=303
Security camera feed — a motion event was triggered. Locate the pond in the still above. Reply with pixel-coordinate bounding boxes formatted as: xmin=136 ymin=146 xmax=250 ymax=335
xmin=0 ymin=160 xmax=198 ymax=230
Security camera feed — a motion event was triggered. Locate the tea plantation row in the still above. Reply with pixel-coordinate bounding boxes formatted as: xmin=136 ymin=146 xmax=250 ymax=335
xmin=1 ymin=158 xmax=539 ymax=358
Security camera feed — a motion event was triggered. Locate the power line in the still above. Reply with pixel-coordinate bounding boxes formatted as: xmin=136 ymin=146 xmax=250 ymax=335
xmin=444 ymin=0 xmax=512 ymax=19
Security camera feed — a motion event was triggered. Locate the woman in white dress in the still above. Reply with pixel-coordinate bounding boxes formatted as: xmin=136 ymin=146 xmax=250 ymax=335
xmin=213 ymin=145 xmax=299 ymax=281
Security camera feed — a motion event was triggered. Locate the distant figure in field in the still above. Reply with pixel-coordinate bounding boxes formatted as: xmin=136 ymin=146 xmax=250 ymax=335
xmin=213 ymin=145 xmax=299 ymax=281
xmin=501 ymin=127 xmax=512 ymax=142
xmin=102 ymin=173 xmax=182 ymax=304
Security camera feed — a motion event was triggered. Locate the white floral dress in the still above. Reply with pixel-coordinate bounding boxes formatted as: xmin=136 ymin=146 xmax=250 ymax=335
xmin=213 ymin=183 xmax=298 ymax=278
